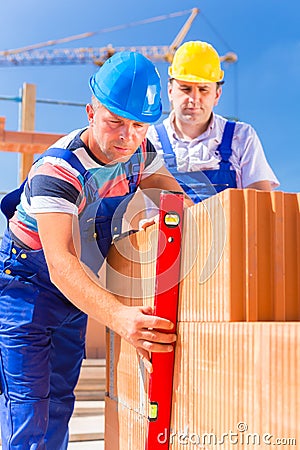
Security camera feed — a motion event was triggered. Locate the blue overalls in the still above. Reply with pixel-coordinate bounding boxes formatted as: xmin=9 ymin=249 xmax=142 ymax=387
xmin=0 ymin=147 xmax=140 ymax=449
xmin=155 ymin=121 xmax=237 ymax=203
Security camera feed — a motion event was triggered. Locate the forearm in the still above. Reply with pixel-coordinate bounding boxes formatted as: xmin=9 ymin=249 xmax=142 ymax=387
xmin=49 ymin=251 xmax=175 ymax=372
xmin=245 ymin=180 xmax=273 ymax=190
xmin=36 ymin=211 xmax=177 ymax=372
xmin=47 ymin=249 xmax=125 ymax=332
xmin=140 ymin=166 xmax=194 ymax=207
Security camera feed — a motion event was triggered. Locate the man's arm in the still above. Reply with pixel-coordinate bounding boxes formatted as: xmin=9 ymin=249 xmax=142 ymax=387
xmin=235 ymin=122 xmax=279 ymax=190
xmin=139 ymin=164 xmax=194 ymax=208
xmin=36 ymin=211 xmax=176 ymax=373
xmin=245 ymin=180 xmax=272 ymax=190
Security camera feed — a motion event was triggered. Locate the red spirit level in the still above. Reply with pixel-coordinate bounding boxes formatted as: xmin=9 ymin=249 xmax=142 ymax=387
xmin=145 ymin=190 xmax=184 ymax=450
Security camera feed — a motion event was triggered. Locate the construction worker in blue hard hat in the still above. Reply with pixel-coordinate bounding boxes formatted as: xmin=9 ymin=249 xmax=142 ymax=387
xmin=147 ymin=40 xmax=279 ymax=203
xmin=0 ymin=51 xmax=192 ymax=449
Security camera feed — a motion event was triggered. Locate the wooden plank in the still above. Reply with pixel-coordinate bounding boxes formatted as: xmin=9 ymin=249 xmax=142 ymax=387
xmin=75 ymin=358 xmax=106 ymax=401
xmin=69 ymin=414 xmax=104 ymax=442
xmin=19 ymin=83 xmax=36 ymax=181
xmin=0 ymin=115 xmax=64 ymax=155
xmin=72 ymin=400 xmax=105 ymax=417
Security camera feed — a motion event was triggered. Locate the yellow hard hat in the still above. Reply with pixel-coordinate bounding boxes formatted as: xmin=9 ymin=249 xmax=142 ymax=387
xmin=168 ymin=41 xmax=224 ymax=83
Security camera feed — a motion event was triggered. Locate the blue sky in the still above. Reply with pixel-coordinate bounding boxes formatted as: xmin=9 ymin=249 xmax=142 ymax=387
xmin=0 ymin=0 xmax=299 ymax=201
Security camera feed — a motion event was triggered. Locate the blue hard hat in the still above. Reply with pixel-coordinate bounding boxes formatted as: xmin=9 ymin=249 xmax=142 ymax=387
xmin=89 ymin=51 xmax=162 ymax=123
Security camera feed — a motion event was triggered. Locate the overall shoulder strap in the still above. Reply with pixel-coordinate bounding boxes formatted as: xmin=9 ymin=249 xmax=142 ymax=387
xmin=39 ymin=147 xmax=88 ymax=178
xmin=217 ymin=121 xmax=236 ymax=163
xmin=124 ymin=146 xmax=143 ymax=194
xmin=155 ymin=123 xmax=177 ymax=167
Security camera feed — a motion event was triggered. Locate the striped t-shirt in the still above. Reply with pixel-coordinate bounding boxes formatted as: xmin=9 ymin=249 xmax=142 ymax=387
xmin=9 ymin=128 xmax=163 ymax=250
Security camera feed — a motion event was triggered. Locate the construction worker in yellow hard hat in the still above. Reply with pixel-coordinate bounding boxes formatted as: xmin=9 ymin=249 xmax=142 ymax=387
xmin=169 ymin=40 xmax=224 ymax=84
xmin=147 ymin=40 xmax=279 ymax=203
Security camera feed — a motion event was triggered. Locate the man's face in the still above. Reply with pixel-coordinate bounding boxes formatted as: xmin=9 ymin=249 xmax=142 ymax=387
xmin=87 ymin=103 xmax=149 ymax=164
xmin=168 ymin=79 xmax=222 ymax=125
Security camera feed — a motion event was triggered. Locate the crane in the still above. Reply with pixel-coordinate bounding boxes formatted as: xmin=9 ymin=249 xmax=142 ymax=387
xmin=0 ymin=8 xmax=237 ymax=67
